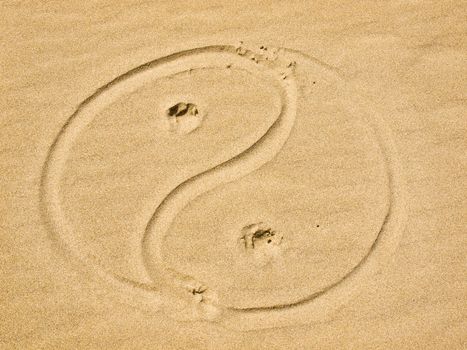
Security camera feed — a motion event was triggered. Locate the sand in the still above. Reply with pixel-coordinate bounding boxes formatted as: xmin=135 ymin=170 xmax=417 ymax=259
xmin=1 ymin=1 xmax=466 ymax=348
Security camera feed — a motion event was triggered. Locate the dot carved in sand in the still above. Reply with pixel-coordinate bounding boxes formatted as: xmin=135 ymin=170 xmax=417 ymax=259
xmin=41 ymin=44 xmax=406 ymax=331
xmin=239 ymin=223 xmax=283 ymax=265
xmin=165 ymin=102 xmax=203 ymax=134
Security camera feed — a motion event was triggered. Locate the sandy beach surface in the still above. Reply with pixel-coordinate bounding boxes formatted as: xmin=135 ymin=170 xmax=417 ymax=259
xmin=1 ymin=1 xmax=466 ymax=348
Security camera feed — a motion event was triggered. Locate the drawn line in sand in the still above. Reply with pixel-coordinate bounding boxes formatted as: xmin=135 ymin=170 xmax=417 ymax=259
xmin=40 ymin=44 xmax=406 ymax=331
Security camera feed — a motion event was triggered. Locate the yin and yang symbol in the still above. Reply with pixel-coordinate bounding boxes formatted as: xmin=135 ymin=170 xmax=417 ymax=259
xmin=40 ymin=44 xmax=406 ymax=330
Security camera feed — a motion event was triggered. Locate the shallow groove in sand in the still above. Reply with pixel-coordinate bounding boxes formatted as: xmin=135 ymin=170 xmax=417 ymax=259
xmin=40 ymin=44 xmax=406 ymax=330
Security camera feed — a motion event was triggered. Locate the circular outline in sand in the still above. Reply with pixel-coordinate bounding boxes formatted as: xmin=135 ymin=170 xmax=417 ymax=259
xmin=40 ymin=45 xmax=406 ymax=331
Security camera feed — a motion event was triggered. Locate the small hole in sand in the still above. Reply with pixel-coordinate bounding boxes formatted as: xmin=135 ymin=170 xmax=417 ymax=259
xmin=164 ymin=102 xmax=203 ymax=135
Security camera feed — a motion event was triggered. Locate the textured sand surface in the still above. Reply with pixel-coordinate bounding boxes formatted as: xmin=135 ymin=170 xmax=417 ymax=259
xmin=1 ymin=1 xmax=466 ymax=348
